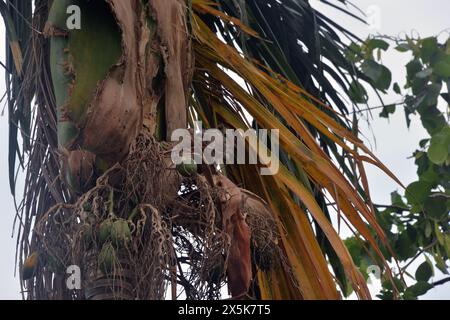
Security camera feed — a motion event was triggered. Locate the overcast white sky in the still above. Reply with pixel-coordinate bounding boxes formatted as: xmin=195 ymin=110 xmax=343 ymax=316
xmin=0 ymin=0 xmax=449 ymax=300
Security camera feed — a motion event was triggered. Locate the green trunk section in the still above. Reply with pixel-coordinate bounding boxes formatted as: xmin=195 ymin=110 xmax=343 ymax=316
xmin=50 ymin=34 xmax=77 ymax=148
xmin=48 ymin=0 xmax=122 ymax=149
xmin=66 ymin=0 xmax=122 ymax=123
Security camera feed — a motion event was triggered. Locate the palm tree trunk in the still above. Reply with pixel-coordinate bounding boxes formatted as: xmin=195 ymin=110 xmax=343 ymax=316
xmin=44 ymin=0 xmax=192 ymax=300
xmin=84 ymin=252 xmax=135 ymax=300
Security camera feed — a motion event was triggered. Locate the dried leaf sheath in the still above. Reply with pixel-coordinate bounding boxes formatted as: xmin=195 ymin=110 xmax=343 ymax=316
xmin=45 ymin=0 xmax=140 ymax=163
xmin=148 ymin=0 xmax=193 ymax=137
xmin=214 ymin=175 xmax=252 ymax=298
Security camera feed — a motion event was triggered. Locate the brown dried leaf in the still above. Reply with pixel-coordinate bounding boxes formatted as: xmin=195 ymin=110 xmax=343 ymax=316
xmin=214 ymin=175 xmax=252 ymax=298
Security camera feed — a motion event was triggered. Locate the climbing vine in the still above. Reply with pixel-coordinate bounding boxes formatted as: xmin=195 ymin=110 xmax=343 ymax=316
xmin=346 ymin=35 xmax=449 ymax=299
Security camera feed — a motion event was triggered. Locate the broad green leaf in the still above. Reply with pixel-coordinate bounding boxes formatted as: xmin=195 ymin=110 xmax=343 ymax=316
xmin=405 ymin=181 xmax=432 ymax=206
xmin=411 ymin=77 xmax=428 ymax=95
xmin=419 ymin=164 xmax=439 ymax=186
xmin=366 ymin=38 xmax=389 ymax=52
xmin=415 ymin=261 xmax=433 ymax=282
xmin=421 ymin=83 xmax=442 ymax=108
xmin=395 ymin=232 xmax=415 ymax=260
xmin=379 ymin=104 xmax=396 ymax=118
xmin=433 ymin=56 xmax=450 ymax=78
xmin=428 ymin=126 xmax=450 ymax=165
xmin=420 ymin=37 xmax=438 ymax=63
xmin=391 ymin=191 xmax=408 ymax=209
xmin=348 ymin=81 xmax=368 ymax=103
xmin=408 ymin=281 xmax=433 ymax=297
xmin=406 ymin=59 xmax=422 ymax=81
xmin=393 ymin=82 xmax=402 ymax=94
xmin=361 ymin=59 xmax=392 ymax=91
xmin=424 ymin=195 xmax=447 ymax=221
xmin=419 ymin=105 xmax=447 ymax=136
